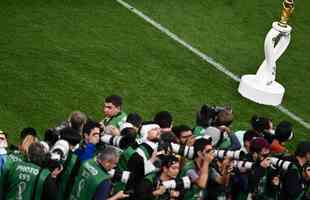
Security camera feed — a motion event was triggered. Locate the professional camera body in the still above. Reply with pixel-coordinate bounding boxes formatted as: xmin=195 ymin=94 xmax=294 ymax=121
xmin=196 ymin=104 xmax=231 ymax=127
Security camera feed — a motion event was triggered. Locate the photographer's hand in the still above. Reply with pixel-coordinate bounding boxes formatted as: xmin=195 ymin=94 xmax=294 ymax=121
xmin=153 ymin=185 xmax=166 ymax=196
xmin=51 ymin=165 xmax=63 ymax=178
xmin=260 ymin=158 xmax=271 ymax=168
xmin=170 ymin=190 xmax=180 ymax=198
xmin=105 ymin=125 xmax=120 ymax=136
xmin=107 ymin=191 xmax=129 ymax=200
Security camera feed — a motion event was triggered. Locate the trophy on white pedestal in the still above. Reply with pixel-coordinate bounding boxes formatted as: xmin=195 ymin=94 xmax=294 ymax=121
xmin=238 ymin=0 xmax=294 ymax=106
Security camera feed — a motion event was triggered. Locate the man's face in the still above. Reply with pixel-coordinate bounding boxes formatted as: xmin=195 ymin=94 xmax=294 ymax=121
xmin=198 ymin=144 xmax=214 ymax=162
xmin=179 ymin=130 xmax=194 ymax=145
xmin=103 ymin=102 xmax=120 ymax=118
xmin=101 ymin=156 xmax=119 ymax=171
xmin=259 ymin=147 xmax=270 ymax=160
xmin=85 ymin=127 xmax=100 ymax=144
xmin=164 ymin=162 xmax=180 ymax=179
xmin=0 ymin=133 xmax=8 ymax=148
xmin=147 ymin=127 xmax=161 ymax=142
xmin=203 ymin=144 xmax=213 ymax=154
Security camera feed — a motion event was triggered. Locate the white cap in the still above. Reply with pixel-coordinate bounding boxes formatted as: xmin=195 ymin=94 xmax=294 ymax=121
xmin=140 ymin=124 xmax=160 ymax=140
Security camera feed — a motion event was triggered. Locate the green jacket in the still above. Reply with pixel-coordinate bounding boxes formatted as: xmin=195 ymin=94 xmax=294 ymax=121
xmin=69 ymin=158 xmax=111 ymax=200
xmin=0 ymin=159 xmax=50 ymax=200
xmin=7 ymin=150 xmax=26 ymax=163
xmin=57 ymin=151 xmax=79 ymax=200
xmin=101 ymin=111 xmax=127 ymax=129
xmin=180 ymin=160 xmax=202 ymax=200
xmin=113 ymin=146 xmax=136 ymax=192
xmin=193 ymin=126 xmax=205 ymax=137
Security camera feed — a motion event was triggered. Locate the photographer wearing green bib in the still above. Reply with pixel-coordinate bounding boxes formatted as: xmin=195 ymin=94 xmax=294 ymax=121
xmin=70 ymin=146 xmax=129 ymax=200
xmin=0 ymin=142 xmax=61 ymax=200
xmin=135 ymin=154 xmax=185 ymax=200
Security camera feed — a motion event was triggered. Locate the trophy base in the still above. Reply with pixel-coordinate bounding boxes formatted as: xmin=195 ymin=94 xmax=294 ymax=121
xmin=238 ymin=74 xmax=285 ymax=106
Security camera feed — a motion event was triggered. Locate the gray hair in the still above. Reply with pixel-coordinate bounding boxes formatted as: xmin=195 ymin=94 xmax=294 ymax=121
xmin=69 ymin=111 xmax=87 ymax=133
xmin=97 ymin=146 xmax=119 ymax=162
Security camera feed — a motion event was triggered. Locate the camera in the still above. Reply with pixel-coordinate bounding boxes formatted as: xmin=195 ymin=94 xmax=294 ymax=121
xmin=48 ymin=140 xmax=70 ymax=170
xmin=100 ymin=134 xmax=136 ymax=150
xmin=268 ymin=157 xmax=293 ymax=171
xmin=162 ymin=176 xmax=191 ymax=190
xmin=170 ymin=143 xmax=195 ymax=159
xmin=232 ymin=160 xmax=254 ymax=171
xmin=213 ymin=150 xmax=245 ymax=160
xmin=197 ymin=104 xmax=228 ymax=127
xmin=108 ymin=169 xmax=131 ymax=183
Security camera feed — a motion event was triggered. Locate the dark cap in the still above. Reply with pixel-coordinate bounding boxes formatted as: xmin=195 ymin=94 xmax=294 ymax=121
xmin=20 ymin=127 xmax=37 ymax=140
xmin=295 ymin=141 xmax=310 ymax=157
xmin=275 ymin=121 xmax=293 ymax=142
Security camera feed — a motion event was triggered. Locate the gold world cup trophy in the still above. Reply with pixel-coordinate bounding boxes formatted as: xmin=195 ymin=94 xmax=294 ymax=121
xmin=238 ymin=0 xmax=295 ymax=106
xmin=279 ymin=0 xmax=294 ymax=27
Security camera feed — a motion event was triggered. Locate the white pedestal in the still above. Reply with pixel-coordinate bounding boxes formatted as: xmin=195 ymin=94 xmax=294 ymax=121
xmin=238 ymin=22 xmax=291 ymax=106
xmin=238 ymin=75 xmax=285 ymax=106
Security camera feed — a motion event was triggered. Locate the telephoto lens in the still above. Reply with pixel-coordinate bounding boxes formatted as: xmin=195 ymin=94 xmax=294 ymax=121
xmin=162 ymin=176 xmax=192 ymax=190
xmin=108 ymin=169 xmax=131 ymax=183
xmin=170 ymin=143 xmax=194 ymax=159
xmin=232 ymin=160 xmax=254 ymax=171
xmin=100 ymin=134 xmax=136 ymax=150
xmin=268 ymin=157 xmax=293 ymax=171
xmin=213 ymin=150 xmax=246 ymax=160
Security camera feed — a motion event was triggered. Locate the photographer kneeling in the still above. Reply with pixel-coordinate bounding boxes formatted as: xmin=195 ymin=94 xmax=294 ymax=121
xmin=134 ymin=154 xmax=187 ymax=200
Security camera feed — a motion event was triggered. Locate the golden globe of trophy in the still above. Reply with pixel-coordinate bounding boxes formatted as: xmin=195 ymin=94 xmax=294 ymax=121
xmin=238 ymin=0 xmax=294 ymax=106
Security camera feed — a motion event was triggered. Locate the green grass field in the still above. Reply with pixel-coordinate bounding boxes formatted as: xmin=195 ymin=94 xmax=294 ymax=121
xmin=0 ymin=0 xmax=309 ymax=148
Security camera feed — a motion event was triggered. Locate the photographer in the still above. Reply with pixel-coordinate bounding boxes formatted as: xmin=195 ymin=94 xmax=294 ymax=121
xmin=154 ymin=111 xmax=177 ymax=143
xmin=75 ymin=120 xmax=101 ymax=162
xmin=205 ymin=157 xmax=233 ymax=200
xmin=193 ymin=105 xmax=232 ymax=137
xmin=248 ymin=138 xmax=280 ymax=200
xmin=280 ymin=141 xmax=310 ymax=200
xmin=173 ymin=125 xmax=195 ymax=146
xmin=45 ymin=111 xmax=87 ymax=145
xmin=0 ymin=142 xmax=62 ymax=200
xmin=101 ymin=95 xmax=127 ymax=136
xmin=7 ymin=127 xmax=38 ymax=163
xmin=134 ymin=155 xmax=185 ymax=200
xmin=70 ymin=146 xmax=129 ymax=200
xmin=125 ymin=123 xmax=162 ymax=194
xmin=179 ymin=137 xmax=214 ymax=200
xmin=270 ymin=121 xmax=293 ymax=154
xmin=56 ymin=127 xmax=82 ymax=200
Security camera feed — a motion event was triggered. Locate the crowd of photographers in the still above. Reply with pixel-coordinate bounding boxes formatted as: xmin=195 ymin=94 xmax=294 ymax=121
xmin=0 ymin=94 xmax=309 ymax=200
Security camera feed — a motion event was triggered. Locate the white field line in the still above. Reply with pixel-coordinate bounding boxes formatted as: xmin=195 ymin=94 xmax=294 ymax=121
xmin=116 ymin=0 xmax=310 ymax=130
